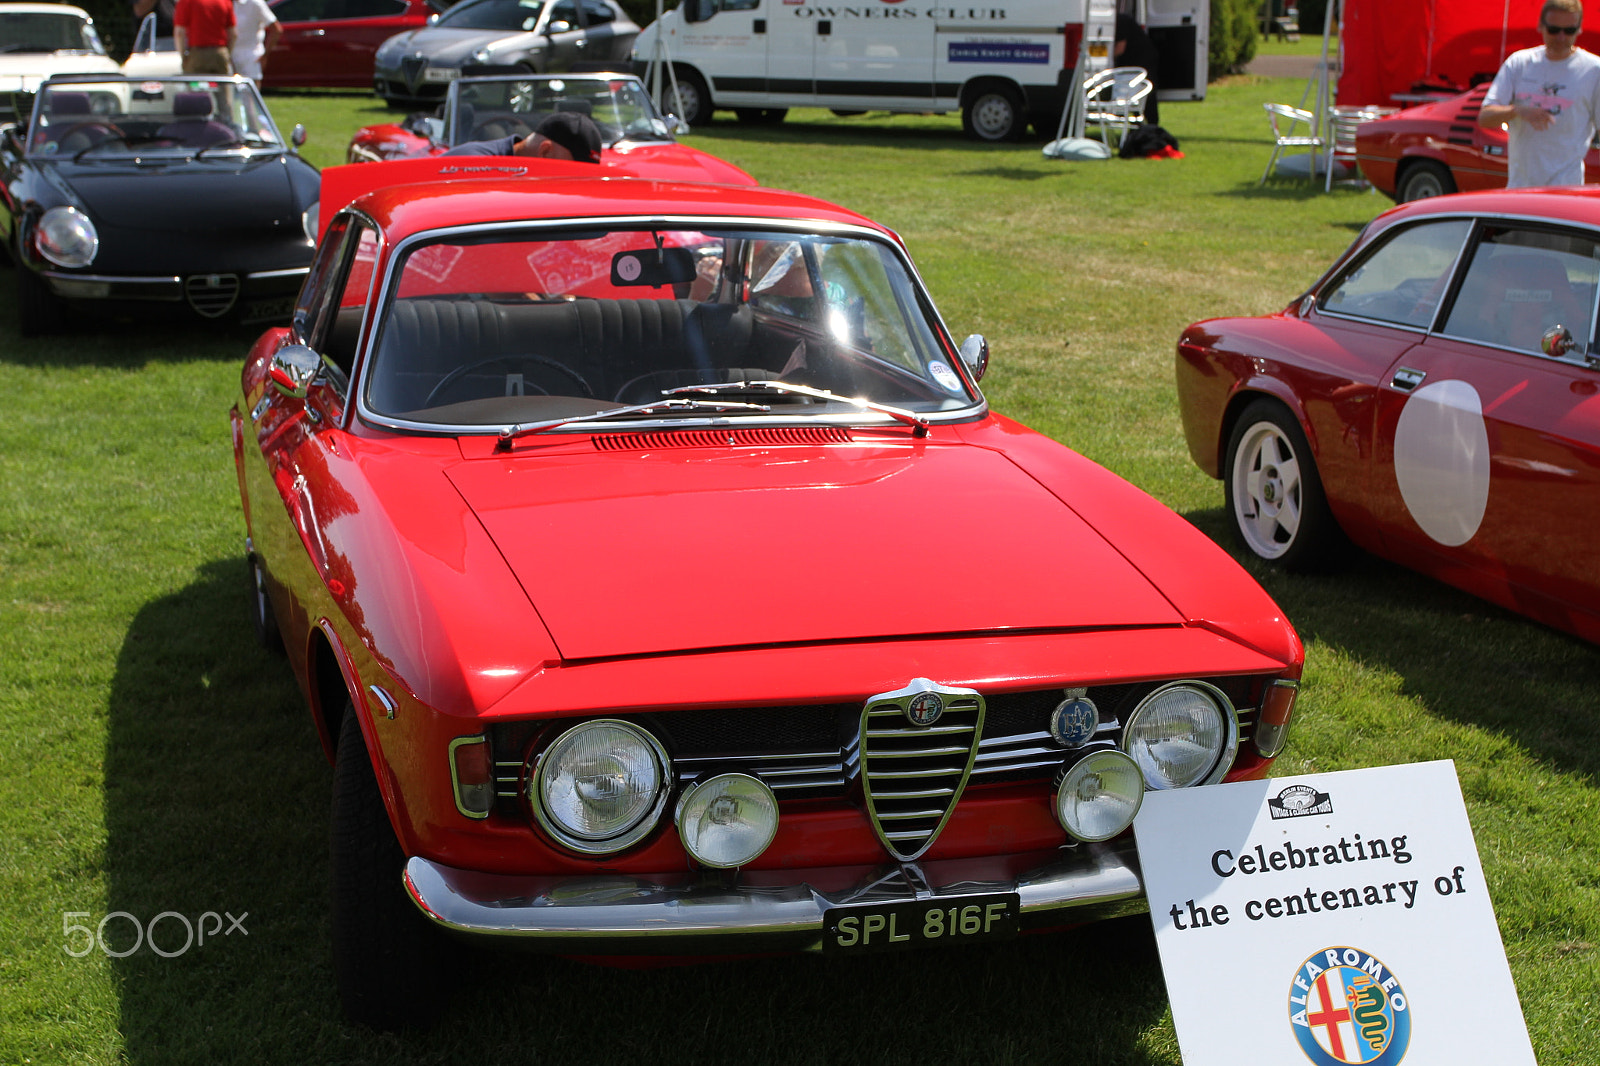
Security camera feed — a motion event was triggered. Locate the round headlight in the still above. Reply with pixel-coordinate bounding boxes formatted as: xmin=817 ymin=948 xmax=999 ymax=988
xmin=1055 ymin=749 xmax=1144 ymax=842
xmin=36 ymin=206 xmax=98 ymax=268
xmin=1121 ymin=681 xmax=1238 ymax=790
xmin=676 ymin=773 xmax=779 ymax=869
xmin=530 ymin=719 xmax=670 ymax=854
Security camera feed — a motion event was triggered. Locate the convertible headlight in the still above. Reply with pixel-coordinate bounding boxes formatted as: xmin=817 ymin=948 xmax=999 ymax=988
xmin=676 ymin=773 xmax=779 ymax=868
xmin=530 ymin=719 xmax=670 ymax=854
xmin=1121 ymin=681 xmax=1238 ymax=790
xmin=36 ymin=206 xmax=98 ymax=268
xmin=1055 ymin=749 xmax=1144 ymax=842
xmin=301 ymin=201 xmax=319 ymax=244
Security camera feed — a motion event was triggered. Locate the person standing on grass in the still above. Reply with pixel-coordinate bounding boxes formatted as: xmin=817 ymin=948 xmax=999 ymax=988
xmin=174 ymin=0 xmax=235 ymax=75
xmin=231 ymin=0 xmax=280 ymax=87
xmin=1479 ymin=0 xmax=1600 ymax=187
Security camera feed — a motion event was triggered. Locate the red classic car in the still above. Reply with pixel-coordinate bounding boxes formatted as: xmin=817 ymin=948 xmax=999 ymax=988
xmin=1177 ymin=187 xmax=1600 ymax=644
xmin=345 ymin=72 xmax=757 ymax=185
xmin=233 ymin=160 xmax=1304 ymax=1029
xmin=1355 ymin=84 xmax=1600 ymax=202
xmin=263 ymin=0 xmax=445 ymax=90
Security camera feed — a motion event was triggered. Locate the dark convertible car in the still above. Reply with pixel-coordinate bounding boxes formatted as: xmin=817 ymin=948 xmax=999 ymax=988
xmin=1 ymin=74 xmax=320 ymax=335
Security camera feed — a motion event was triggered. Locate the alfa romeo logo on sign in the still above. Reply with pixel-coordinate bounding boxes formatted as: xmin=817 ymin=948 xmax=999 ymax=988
xmin=905 ymin=691 xmax=943 ymax=727
xmin=1289 ymin=947 xmax=1410 ymax=1065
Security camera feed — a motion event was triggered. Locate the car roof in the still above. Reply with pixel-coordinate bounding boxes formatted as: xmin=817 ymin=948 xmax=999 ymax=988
xmin=344 ymin=173 xmax=893 ymax=244
xmin=1378 ymin=185 xmax=1600 ymax=231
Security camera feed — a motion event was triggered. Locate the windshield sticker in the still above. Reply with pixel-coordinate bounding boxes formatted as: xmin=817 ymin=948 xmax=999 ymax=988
xmin=928 ymin=360 xmax=963 ymax=393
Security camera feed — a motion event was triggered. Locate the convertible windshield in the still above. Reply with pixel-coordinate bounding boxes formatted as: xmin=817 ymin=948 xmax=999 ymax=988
xmin=447 ymin=75 xmax=672 ymax=147
xmin=363 ymin=227 xmax=980 ymax=428
xmin=27 ymin=78 xmax=281 ymax=157
xmin=0 ymin=11 xmax=106 ymax=55
xmin=436 ymin=0 xmax=546 ymax=31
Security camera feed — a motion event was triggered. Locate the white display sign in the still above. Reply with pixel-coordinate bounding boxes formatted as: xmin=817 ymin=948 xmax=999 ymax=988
xmin=1134 ymin=760 xmax=1535 ymax=1066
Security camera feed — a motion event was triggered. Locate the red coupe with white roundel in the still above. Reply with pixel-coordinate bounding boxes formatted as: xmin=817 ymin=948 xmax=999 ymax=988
xmin=1177 ymin=187 xmax=1600 ymax=644
xmin=233 ymin=159 xmax=1303 ymax=1029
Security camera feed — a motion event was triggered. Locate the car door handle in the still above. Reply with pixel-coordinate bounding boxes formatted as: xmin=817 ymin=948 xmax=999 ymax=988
xmin=304 ymin=28 xmax=326 ymax=36
xmin=1391 ymin=367 xmax=1426 ymax=390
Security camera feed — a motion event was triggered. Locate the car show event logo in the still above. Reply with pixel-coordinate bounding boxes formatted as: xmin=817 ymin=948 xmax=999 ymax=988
xmin=1289 ymin=947 xmax=1410 ymax=1066
xmin=1271 ymin=783 xmax=1334 ymax=819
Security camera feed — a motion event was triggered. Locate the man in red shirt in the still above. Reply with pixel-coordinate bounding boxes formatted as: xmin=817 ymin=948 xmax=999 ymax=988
xmin=174 ymin=0 xmax=236 ymax=74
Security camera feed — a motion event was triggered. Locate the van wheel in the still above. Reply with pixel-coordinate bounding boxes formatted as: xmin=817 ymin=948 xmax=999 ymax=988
xmin=962 ymin=85 xmax=1025 ymax=142
xmin=735 ymin=108 xmax=787 ymax=125
xmin=663 ymin=69 xmax=711 ymax=126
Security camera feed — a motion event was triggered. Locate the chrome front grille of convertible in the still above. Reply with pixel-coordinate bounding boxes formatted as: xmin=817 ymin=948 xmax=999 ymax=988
xmin=486 ymin=677 xmax=1266 ymax=818
xmin=184 ymin=273 xmax=239 ymax=318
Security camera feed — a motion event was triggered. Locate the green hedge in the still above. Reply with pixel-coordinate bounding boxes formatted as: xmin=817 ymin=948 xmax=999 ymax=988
xmin=1209 ymin=0 xmax=1258 ymax=79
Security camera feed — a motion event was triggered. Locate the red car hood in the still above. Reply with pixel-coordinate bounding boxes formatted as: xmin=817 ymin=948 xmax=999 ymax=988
xmin=443 ymin=439 xmax=1183 ymax=660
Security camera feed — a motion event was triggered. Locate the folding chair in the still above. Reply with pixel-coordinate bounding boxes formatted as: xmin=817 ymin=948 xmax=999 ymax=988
xmin=1260 ymin=102 xmax=1322 ymax=184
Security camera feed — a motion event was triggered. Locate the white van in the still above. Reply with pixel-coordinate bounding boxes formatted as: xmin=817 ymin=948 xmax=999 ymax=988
xmin=631 ymin=0 xmax=1208 ymax=140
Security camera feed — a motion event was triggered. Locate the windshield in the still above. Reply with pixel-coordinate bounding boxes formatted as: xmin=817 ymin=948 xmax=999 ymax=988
xmin=447 ymin=75 xmax=671 ymax=146
xmin=0 ymin=11 xmax=106 ymax=55
xmin=362 ymin=226 xmax=980 ymax=429
xmin=27 ymin=78 xmax=282 ymax=158
xmin=436 ymin=0 xmax=546 ymax=31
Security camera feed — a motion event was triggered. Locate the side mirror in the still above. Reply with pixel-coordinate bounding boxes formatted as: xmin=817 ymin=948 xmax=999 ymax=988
xmin=959 ymin=334 xmax=989 ymax=381
xmin=290 ymin=123 xmax=307 ymax=148
xmin=269 ymin=344 xmax=322 ymax=398
xmin=547 ymin=19 xmax=574 ymax=33
xmin=1543 ymin=324 xmax=1600 ymax=367
xmin=666 ymin=114 xmax=690 ymax=136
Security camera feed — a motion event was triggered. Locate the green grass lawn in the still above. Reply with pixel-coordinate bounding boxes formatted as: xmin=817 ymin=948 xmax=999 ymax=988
xmin=1 ymin=77 xmax=1596 ymax=1064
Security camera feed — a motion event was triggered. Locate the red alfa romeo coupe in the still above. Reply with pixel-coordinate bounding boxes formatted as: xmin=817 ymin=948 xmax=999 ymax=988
xmin=1177 ymin=187 xmax=1600 ymax=644
xmin=233 ymin=160 xmax=1304 ymax=1029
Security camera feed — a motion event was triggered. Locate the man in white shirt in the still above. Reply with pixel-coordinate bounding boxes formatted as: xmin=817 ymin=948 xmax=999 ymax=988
xmin=1480 ymin=0 xmax=1600 ymax=187
xmin=231 ymin=0 xmax=280 ymax=85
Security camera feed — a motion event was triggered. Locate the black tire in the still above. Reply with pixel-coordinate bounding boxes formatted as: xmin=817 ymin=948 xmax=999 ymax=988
xmin=1396 ymin=160 xmax=1455 ymax=203
xmin=246 ymin=553 xmax=284 ymax=654
xmin=735 ymin=107 xmax=787 ymax=125
xmin=17 ymin=264 xmax=62 ymax=337
xmin=331 ymin=704 xmax=444 ymax=1031
xmin=662 ymin=68 xmax=711 ymax=126
xmin=962 ymin=84 xmax=1025 ymax=142
xmin=1223 ymin=398 xmax=1347 ymax=572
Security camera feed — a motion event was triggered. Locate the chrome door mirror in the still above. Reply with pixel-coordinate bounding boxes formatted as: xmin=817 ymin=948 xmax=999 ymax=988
xmin=959 ymin=334 xmax=989 ymax=381
xmin=269 ymin=344 xmax=322 ymax=398
xmin=547 ymin=19 xmax=574 ymax=33
xmin=290 ymin=123 xmax=307 ymax=148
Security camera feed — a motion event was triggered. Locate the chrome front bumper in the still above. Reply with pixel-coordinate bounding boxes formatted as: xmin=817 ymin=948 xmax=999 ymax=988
xmin=404 ymin=839 xmax=1147 ymax=955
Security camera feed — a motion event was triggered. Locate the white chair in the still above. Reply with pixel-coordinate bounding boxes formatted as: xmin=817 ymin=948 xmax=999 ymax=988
xmin=1260 ymin=102 xmax=1322 ymax=184
xmin=1324 ymin=104 xmax=1398 ymax=190
xmin=1082 ymin=66 xmax=1151 ymax=148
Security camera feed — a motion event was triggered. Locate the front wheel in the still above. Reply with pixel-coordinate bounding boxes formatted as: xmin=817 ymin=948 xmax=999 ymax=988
xmin=962 ymin=85 xmax=1025 ymax=142
xmin=331 ymin=704 xmax=445 ymax=1030
xmin=1396 ymin=160 xmax=1455 ymax=203
xmin=1224 ymin=398 xmax=1346 ymax=571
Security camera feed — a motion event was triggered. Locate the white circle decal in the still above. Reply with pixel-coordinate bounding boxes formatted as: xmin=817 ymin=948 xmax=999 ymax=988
xmin=616 ymin=254 xmax=641 ymax=282
xmin=1393 ymin=378 xmax=1489 ymax=547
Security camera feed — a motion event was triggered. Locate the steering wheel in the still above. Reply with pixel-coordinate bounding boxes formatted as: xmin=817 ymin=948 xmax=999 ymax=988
xmin=58 ymin=121 xmax=122 ymax=154
xmin=424 ymin=355 xmax=594 ymax=408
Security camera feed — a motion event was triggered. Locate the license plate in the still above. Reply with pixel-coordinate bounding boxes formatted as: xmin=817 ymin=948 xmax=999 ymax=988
xmin=241 ymin=296 xmax=294 ymax=324
xmin=823 ymin=893 xmax=1019 ymax=954
xmin=424 ymin=67 xmax=460 ymax=82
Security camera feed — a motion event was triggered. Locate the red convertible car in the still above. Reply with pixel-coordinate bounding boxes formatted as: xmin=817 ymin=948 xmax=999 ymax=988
xmin=233 ymin=160 xmax=1303 ymax=1029
xmin=1177 ymin=187 xmax=1600 ymax=645
xmin=345 ymin=71 xmax=756 ymax=185
xmin=1355 ymin=84 xmax=1600 ymax=202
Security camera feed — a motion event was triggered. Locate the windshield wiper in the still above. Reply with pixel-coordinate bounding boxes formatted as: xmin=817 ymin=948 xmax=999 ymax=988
xmin=494 ymin=397 xmax=770 ymax=451
xmin=662 ymin=380 xmax=930 ymax=437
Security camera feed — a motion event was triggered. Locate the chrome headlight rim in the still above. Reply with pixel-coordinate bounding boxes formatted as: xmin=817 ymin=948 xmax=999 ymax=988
xmin=301 ymin=201 xmax=319 ymax=244
xmin=1054 ymin=748 xmax=1145 ymax=842
xmin=36 ymin=205 xmax=99 ymax=268
xmin=1120 ymin=679 xmax=1239 ymax=791
xmin=674 ymin=772 xmax=779 ymax=869
xmin=528 ymin=718 xmax=672 ymax=856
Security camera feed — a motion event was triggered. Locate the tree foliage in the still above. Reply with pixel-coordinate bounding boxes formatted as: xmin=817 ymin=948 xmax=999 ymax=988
xmin=1209 ymin=0 xmax=1260 ymax=79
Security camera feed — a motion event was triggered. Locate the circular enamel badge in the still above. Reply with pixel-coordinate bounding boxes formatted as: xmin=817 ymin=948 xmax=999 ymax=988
xmin=1049 ymin=696 xmax=1099 ymax=748
xmin=1290 ymin=947 xmax=1410 ymax=1066
xmin=905 ymin=691 xmax=943 ymax=727
xmin=1393 ymin=379 xmax=1489 ymax=547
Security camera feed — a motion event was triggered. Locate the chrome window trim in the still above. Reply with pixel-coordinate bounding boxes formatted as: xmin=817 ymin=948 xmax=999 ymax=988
xmin=347 ymin=213 xmax=988 ymax=437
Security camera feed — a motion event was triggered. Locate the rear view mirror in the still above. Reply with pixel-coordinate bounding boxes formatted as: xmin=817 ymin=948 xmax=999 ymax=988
xmin=612 ymin=246 xmax=696 ymax=288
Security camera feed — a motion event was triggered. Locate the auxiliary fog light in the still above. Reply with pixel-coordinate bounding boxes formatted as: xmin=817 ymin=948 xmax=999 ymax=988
xmin=530 ymin=719 xmax=670 ymax=855
xmin=676 ymin=773 xmax=779 ymax=868
xmin=1054 ymin=749 xmax=1144 ymax=842
xmin=1121 ymin=681 xmax=1237 ymax=790
xmin=37 ymin=206 xmax=99 ymax=268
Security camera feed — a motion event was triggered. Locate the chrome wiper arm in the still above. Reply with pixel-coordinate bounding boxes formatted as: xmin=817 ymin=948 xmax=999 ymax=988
xmin=663 ymin=380 xmax=930 ymax=437
xmin=494 ymin=397 xmax=770 ymax=451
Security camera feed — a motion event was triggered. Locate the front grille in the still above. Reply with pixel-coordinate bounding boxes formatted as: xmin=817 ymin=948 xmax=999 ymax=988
xmin=854 ymin=682 xmax=984 ymax=861
xmin=400 ymin=55 xmax=426 ymax=93
xmin=487 ymin=676 xmax=1270 ymax=823
xmin=184 ymin=273 xmax=239 ymax=318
